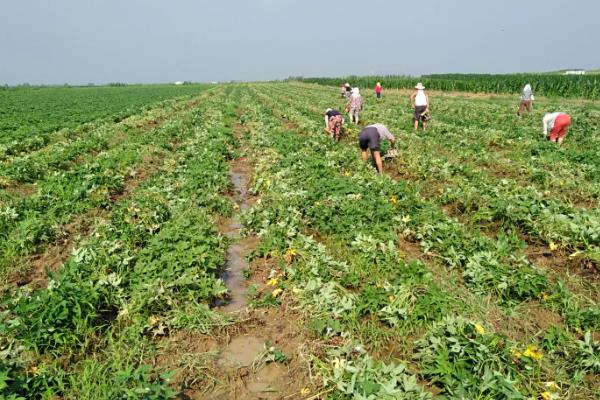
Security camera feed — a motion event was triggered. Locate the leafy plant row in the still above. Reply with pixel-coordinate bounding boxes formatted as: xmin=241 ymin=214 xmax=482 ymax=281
xmin=0 ymin=88 xmax=238 ymax=399
xmin=241 ymin=86 xmax=599 ymax=399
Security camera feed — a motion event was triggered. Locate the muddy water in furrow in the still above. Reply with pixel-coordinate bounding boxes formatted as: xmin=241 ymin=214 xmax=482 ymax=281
xmin=217 ymin=168 xmax=254 ymax=313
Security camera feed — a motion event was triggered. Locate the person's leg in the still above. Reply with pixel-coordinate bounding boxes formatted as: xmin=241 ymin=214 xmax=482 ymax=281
xmin=423 ymin=120 xmax=427 ymax=130
xmin=552 ymin=115 xmax=571 ymax=144
xmin=334 ymin=118 xmax=341 ymax=140
xmin=526 ymin=101 xmax=532 ymax=113
xmin=517 ymin=101 xmax=525 ymax=115
xmin=549 ymin=125 xmax=559 ymax=142
xmin=360 ymin=149 xmax=369 ymax=162
xmin=327 ymin=118 xmax=335 ymax=137
xmin=557 ymin=127 xmax=568 ymax=145
xmin=372 ymin=150 xmax=383 ymax=173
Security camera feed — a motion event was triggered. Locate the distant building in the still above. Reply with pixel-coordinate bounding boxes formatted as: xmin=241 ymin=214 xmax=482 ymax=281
xmin=174 ymin=81 xmax=184 ymax=85
xmin=565 ymin=69 xmax=586 ymax=75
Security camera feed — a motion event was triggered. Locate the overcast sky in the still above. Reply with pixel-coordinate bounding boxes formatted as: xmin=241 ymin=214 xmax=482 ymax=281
xmin=1 ymin=0 xmax=599 ymax=85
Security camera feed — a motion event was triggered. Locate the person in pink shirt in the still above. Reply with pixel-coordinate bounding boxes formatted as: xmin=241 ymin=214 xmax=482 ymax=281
xmin=375 ymin=82 xmax=382 ymax=99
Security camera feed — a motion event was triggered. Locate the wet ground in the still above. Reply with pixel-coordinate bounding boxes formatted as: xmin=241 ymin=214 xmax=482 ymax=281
xmin=216 ymin=169 xmax=254 ymax=313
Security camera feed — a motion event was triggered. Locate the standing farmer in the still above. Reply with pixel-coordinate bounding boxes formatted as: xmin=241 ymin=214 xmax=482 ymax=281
xmin=543 ymin=112 xmax=572 ymax=145
xmin=375 ymin=82 xmax=383 ymax=99
xmin=518 ymin=83 xmax=534 ymax=115
xmin=410 ymin=83 xmax=429 ymax=130
xmin=358 ymin=123 xmax=396 ymax=174
xmin=324 ymin=108 xmax=344 ymax=141
xmin=346 ymin=87 xmax=363 ymax=124
xmin=343 ymin=83 xmax=352 ymax=100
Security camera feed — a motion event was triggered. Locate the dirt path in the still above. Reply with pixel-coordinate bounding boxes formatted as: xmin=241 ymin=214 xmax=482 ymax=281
xmin=161 ymin=121 xmax=316 ymax=399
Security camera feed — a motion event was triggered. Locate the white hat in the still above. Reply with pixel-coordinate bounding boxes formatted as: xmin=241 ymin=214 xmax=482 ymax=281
xmin=325 ymin=108 xmax=332 ymax=113
xmin=415 ymin=82 xmax=425 ymax=90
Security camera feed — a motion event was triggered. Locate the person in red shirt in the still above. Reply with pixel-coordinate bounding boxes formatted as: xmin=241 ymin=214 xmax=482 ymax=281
xmin=375 ymin=82 xmax=382 ymax=99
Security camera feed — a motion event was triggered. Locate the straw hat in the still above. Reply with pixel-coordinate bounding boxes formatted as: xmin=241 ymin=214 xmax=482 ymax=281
xmin=415 ymin=82 xmax=425 ymax=90
xmin=344 ymin=83 xmax=351 ymax=87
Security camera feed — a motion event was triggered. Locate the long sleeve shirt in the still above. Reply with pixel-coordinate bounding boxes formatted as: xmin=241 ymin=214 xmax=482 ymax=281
xmin=347 ymin=95 xmax=363 ymax=110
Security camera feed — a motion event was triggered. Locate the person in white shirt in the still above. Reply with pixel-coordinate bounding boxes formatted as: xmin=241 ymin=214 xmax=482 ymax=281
xmin=358 ymin=123 xmax=396 ymax=173
xmin=410 ymin=83 xmax=429 ymax=130
xmin=518 ymin=83 xmax=534 ymax=115
xmin=543 ymin=112 xmax=572 ymax=144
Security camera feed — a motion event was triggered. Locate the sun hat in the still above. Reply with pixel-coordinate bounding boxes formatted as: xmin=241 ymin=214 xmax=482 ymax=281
xmin=344 ymin=83 xmax=351 ymax=87
xmin=415 ymin=82 xmax=425 ymax=90
xmin=325 ymin=108 xmax=332 ymax=113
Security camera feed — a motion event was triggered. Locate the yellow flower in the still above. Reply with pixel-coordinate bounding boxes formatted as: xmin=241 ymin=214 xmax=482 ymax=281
xmin=343 ymin=171 xmax=351 ymax=177
xmin=474 ymin=323 xmax=485 ymax=335
xmin=300 ymin=387 xmax=310 ymax=396
xmin=510 ymin=348 xmax=522 ymax=359
xmin=388 ymin=295 xmax=396 ymax=302
xmin=540 ymin=391 xmax=553 ymax=400
xmin=272 ymin=288 xmax=283 ymax=298
xmin=266 ymin=179 xmax=272 ymax=186
xmin=549 ymin=241 xmax=558 ymax=251
xmin=266 ymin=278 xmax=279 ymax=286
xmin=287 ymin=248 xmax=297 ymax=256
xmin=523 ymin=345 xmax=543 ymax=360
xmin=545 ymin=381 xmax=559 ymax=391
xmin=390 ymin=196 xmax=398 ymax=204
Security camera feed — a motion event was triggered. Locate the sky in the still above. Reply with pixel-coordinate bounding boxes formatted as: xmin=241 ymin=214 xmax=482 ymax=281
xmin=1 ymin=0 xmax=599 ymax=85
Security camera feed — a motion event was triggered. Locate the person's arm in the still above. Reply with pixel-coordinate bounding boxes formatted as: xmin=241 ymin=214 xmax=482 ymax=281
xmin=324 ymin=114 xmax=330 ymax=129
xmin=425 ymin=93 xmax=430 ymax=112
xmin=410 ymin=91 xmax=416 ymax=108
xmin=542 ymin=115 xmax=549 ymax=136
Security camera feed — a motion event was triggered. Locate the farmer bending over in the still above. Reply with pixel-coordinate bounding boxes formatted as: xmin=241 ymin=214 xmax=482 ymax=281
xmin=410 ymin=82 xmax=429 ymax=130
xmin=324 ymin=108 xmax=344 ymax=141
xmin=543 ymin=112 xmax=572 ymax=145
xmin=358 ymin=123 xmax=396 ymax=174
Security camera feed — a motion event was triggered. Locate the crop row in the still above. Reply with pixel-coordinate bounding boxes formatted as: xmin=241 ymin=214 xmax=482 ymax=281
xmin=239 ymin=85 xmax=599 ymax=398
xmin=0 ymin=89 xmax=238 ymax=398
xmin=268 ymin=84 xmax=600 ymax=269
xmin=0 ymin=89 xmax=222 ymax=283
xmin=0 ymin=84 xmax=212 ymax=149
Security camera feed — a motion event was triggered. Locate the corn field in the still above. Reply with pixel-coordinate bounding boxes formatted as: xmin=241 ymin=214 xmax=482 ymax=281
xmin=297 ymin=74 xmax=600 ymax=99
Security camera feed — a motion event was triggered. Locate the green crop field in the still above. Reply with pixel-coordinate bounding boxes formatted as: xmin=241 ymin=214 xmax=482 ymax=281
xmin=0 ymin=82 xmax=598 ymax=399
xmin=0 ymin=84 xmax=211 ymax=159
